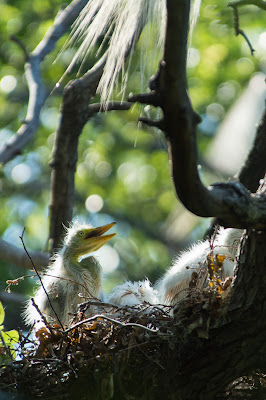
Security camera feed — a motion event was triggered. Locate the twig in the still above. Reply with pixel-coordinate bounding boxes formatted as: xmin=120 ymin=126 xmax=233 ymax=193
xmin=5 ymin=271 xmax=100 ymax=302
xmin=64 ymin=314 xmax=159 ymax=334
xmin=30 ymin=298 xmax=56 ymax=335
xmin=9 ymin=35 xmax=29 ymax=59
xmin=138 ymin=116 xmax=165 ymax=130
xmin=139 ymin=345 xmax=165 ymax=370
xmin=0 ymin=331 xmax=13 ymax=361
xmin=87 ymin=101 xmax=132 ymax=117
xmin=228 ymin=0 xmax=266 ymax=10
xmin=19 ymin=228 xmax=64 ymax=330
xmin=128 ymin=91 xmax=161 ymax=107
xmin=42 ymin=274 xmax=100 ymax=300
xmin=230 ymin=4 xmax=255 ymax=54
xmin=0 ymin=0 xmax=88 ymax=165
xmin=78 ymin=300 xmax=126 ymax=309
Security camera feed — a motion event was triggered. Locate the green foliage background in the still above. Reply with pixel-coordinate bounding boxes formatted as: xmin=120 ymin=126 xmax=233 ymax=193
xmin=0 ymin=0 xmax=265 ymax=327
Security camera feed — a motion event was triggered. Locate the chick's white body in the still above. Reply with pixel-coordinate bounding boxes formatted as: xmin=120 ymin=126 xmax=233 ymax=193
xmin=24 ymin=222 xmax=115 ymax=327
xmin=24 ymin=253 xmax=102 ymax=327
xmin=108 ymin=280 xmax=159 ymax=306
xmin=156 ymin=228 xmax=243 ymax=305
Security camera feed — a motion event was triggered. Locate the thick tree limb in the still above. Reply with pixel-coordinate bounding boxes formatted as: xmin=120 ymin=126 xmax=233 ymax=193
xmin=238 ymin=107 xmax=266 ymax=192
xmin=130 ymin=0 xmax=266 ymax=229
xmin=48 ymin=55 xmax=115 ymax=253
xmin=161 ymin=0 xmax=265 ymax=227
xmin=0 ymin=238 xmax=48 ymax=270
xmin=49 ymin=44 xmax=136 ymax=252
xmin=0 ymin=0 xmax=88 ymax=165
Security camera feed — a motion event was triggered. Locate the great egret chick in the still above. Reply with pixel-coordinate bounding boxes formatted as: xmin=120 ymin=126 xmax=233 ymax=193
xmin=156 ymin=228 xmax=243 ymax=305
xmin=108 ymin=280 xmax=159 ymax=307
xmin=24 ymin=222 xmax=116 ymax=327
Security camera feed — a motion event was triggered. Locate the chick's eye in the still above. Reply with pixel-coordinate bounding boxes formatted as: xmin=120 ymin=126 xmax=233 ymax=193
xmin=78 ymin=231 xmax=85 ymax=237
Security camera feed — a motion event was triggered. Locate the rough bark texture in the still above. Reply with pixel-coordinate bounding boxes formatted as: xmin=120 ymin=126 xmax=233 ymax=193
xmin=130 ymin=0 xmax=266 ymax=229
xmin=48 ymin=60 xmax=104 ymax=253
xmin=48 ymin=66 xmax=132 ymax=254
xmin=238 ymin=107 xmax=266 ymax=192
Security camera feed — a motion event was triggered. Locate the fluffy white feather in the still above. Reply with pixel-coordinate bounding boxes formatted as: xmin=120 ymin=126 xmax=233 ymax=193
xmin=156 ymin=228 xmax=243 ymax=305
xmin=108 ymin=279 xmax=159 ymax=306
xmin=23 ymin=222 xmax=112 ymax=327
xmin=65 ymin=0 xmax=202 ymax=102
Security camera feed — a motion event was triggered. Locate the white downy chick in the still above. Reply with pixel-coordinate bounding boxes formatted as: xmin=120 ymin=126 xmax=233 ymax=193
xmin=156 ymin=228 xmax=243 ymax=305
xmin=23 ymin=222 xmax=116 ymax=327
xmin=108 ymin=279 xmax=159 ymax=307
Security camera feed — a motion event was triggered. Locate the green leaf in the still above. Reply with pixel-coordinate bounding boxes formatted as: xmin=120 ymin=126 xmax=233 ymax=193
xmin=0 ymin=301 xmax=4 ymax=327
xmin=0 ymin=330 xmax=19 ymax=360
xmin=2 ymin=330 xmax=19 ymax=346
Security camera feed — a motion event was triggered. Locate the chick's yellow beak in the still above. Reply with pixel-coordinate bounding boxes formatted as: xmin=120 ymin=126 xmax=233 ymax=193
xmin=83 ymin=222 xmax=116 ymax=252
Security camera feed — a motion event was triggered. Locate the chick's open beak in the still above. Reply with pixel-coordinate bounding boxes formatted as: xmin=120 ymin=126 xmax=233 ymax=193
xmin=84 ymin=222 xmax=116 ymax=252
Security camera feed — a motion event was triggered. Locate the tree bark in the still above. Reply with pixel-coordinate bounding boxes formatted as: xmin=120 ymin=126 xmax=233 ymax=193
xmin=48 ymin=58 xmax=105 ymax=253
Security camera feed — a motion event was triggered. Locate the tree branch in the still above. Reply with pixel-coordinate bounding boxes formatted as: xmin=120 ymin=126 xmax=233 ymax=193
xmin=86 ymin=101 xmax=132 ymax=118
xmin=230 ymin=4 xmax=255 ymax=55
xmin=228 ymin=0 xmax=266 ymax=10
xmin=129 ymin=0 xmax=266 ymax=229
xmin=48 ymin=56 xmax=107 ymax=253
xmin=0 ymin=238 xmax=48 ymax=270
xmin=0 ymin=0 xmax=88 ymax=165
xmin=49 ymin=47 xmax=135 ymax=252
xmin=237 ymin=106 xmax=266 ymax=192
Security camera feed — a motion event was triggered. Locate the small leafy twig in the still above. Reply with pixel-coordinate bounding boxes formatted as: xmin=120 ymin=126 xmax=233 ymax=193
xmin=19 ymin=228 xmax=64 ymax=330
xmin=6 ymin=272 xmax=100 ymax=303
xmin=0 ymin=331 xmax=13 ymax=361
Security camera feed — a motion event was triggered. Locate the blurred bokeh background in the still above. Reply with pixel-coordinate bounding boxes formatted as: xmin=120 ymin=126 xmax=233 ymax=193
xmin=0 ymin=0 xmax=265 ymax=329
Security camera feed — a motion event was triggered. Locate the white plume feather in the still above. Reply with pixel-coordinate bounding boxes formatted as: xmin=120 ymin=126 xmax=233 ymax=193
xmin=65 ymin=0 xmax=202 ymax=102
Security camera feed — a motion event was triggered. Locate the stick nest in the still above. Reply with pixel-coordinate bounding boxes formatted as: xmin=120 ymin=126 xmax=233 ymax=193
xmin=1 ymin=293 xmax=265 ymax=400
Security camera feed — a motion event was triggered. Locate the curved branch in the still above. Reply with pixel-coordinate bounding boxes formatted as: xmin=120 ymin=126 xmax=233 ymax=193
xmin=230 ymin=4 xmax=255 ymax=54
xmin=48 ymin=56 xmax=106 ymax=253
xmin=0 ymin=238 xmax=48 ymax=270
xmin=49 ymin=39 xmax=137 ymax=252
xmin=228 ymin=0 xmax=266 ymax=10
xmin=161 ymin=0 xmax=266 ymax=228
xmin=0 ymin=0 xmax=88 ymax=165
xmin=238 ymin=107 xmax=266 ymax=192
xmin=130 ymin=0 xmax=266 ymax=229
